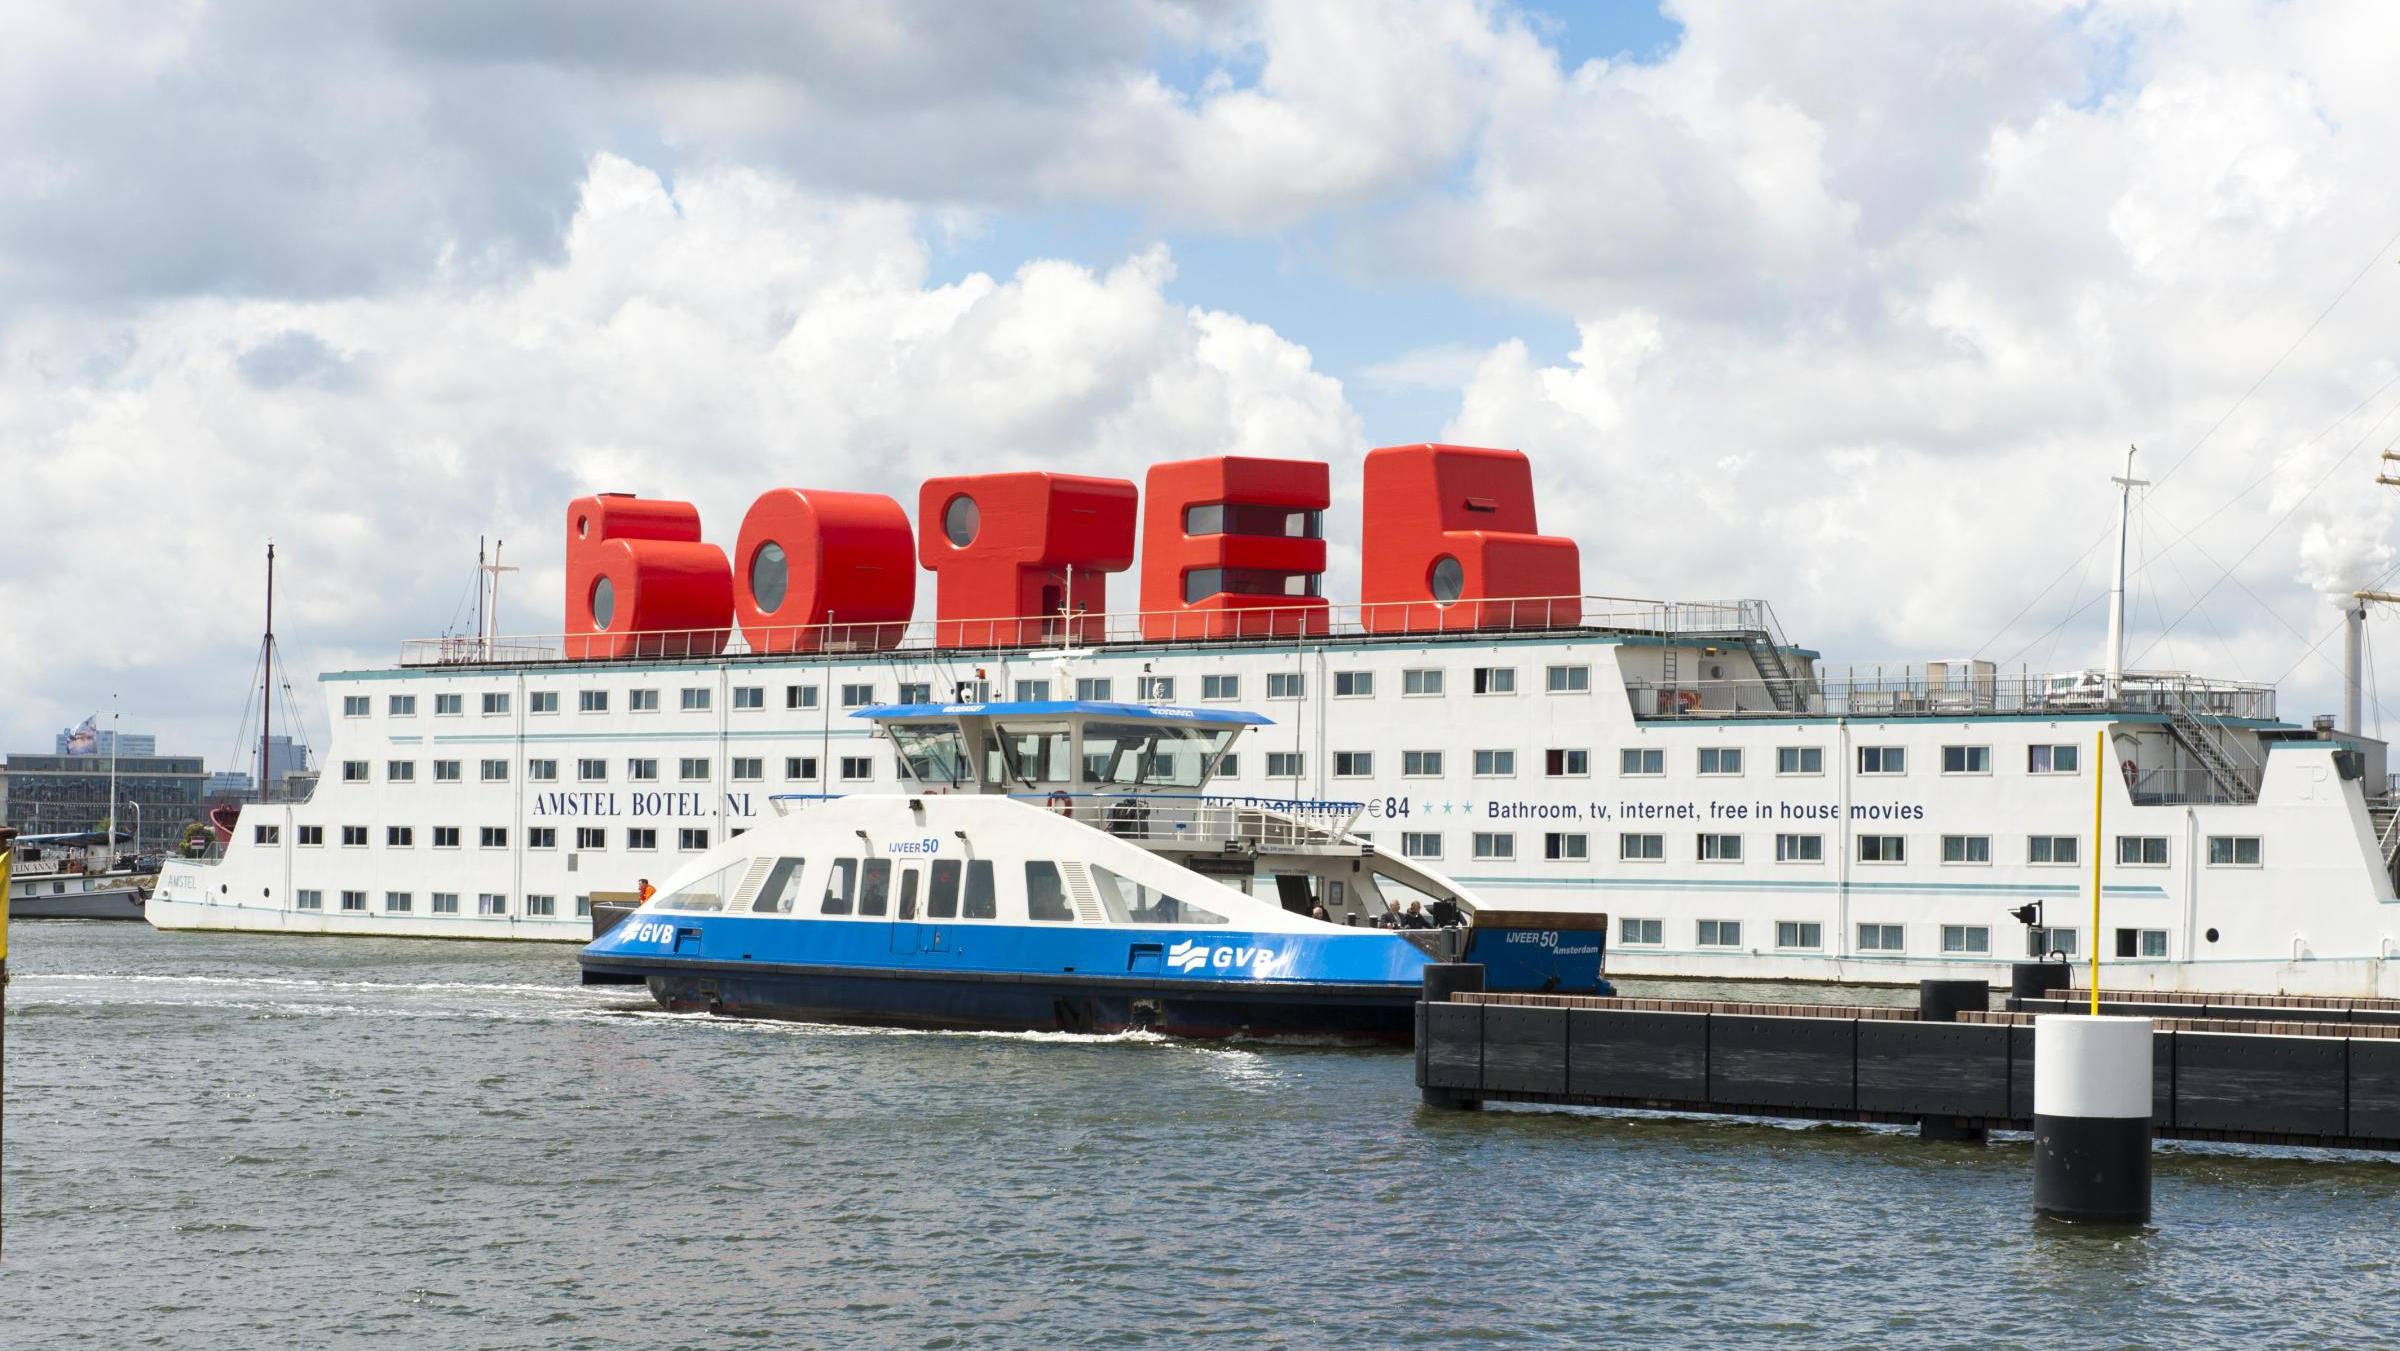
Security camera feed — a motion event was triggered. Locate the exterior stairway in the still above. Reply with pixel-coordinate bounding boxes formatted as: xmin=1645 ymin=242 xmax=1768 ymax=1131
xmin=1741 ymin=632 xmax=1803 ymax=713
xmin=2163 ymin=702 xmax=2258 ymax=805
xmin=2370 ymin=798 xmax=2400 ymax=889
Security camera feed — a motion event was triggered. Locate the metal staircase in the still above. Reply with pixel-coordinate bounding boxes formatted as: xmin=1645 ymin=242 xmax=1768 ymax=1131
xmin=2370 ymin=798 xmax=2400 ymax=889
xmin=1741 ymin=632 xmax=1803 ymax=713
xmin=2162 ymin=700 xmax=2258 ymax=805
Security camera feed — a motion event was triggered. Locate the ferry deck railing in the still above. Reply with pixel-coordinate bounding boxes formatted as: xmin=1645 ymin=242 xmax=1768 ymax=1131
xmin=767 ymin=790 xmax=1367 ymax=853
xmin=1628 ymin=669 xmax=2277 ymax=723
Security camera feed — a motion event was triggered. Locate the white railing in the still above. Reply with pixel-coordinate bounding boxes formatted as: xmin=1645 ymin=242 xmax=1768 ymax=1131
xmin=1631 ymin=668 xmax=2277 ymax=722
xmin=765 ymin=790 xmax=1367 ymax=852
xmin=399 ymin=594 xmax=1786 ymax=666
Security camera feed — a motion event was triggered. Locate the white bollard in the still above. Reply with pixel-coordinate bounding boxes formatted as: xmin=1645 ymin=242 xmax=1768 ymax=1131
xmin=2033 ymin=1014 xmax=2153 ymax=1224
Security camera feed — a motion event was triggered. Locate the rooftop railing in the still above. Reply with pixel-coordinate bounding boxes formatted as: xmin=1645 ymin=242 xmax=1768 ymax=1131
xmin=1630 ymin=669 xmax=2279 ymax=722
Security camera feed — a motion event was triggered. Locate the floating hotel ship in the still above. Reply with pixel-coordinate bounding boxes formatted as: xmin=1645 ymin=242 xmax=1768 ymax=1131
xmin=149 ymin=443 xmax=2398 ymax=996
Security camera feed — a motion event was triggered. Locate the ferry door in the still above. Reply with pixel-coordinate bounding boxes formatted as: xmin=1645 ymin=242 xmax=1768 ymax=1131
xmin=889 ymin=864 xmax=924 ymax=956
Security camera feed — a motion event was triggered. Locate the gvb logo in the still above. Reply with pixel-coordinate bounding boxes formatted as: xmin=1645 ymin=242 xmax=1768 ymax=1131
xmin=624 ymin=921 xmax=677 ymax=946
xmin=1166 ymin=939 xmax=1277 ymax=973
xmin=1167 ymin=940 xmax=1210 ymax=972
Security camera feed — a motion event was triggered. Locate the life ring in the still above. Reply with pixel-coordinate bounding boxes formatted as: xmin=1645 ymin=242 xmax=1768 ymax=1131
xmin=2120 ymin=758 xmax=2137 ymax=787
xmin=1047 ymin=791 xmax=1074 ymax=816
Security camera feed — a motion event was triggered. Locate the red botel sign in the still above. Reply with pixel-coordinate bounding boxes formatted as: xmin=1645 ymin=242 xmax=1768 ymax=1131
xmin=1358 ymin=443 xmax=1581 ymax=633
xmin=1139 ymin=455 xmax=1329 ymax=641
xmin=561 ymin=446 xmax=1580 ymax=656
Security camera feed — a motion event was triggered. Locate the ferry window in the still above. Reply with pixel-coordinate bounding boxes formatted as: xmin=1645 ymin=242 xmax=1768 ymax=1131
xmin=386 ymin=892 xmax=413 ymax=913
xmin=964 ymin=861 xmax=997 ymax=920
xmin=678 ymin=687 xmax=710 ymax=711
xmin=1546 ymin=665 xmax=1590 ymax=693
xmin=389 ymin=694 xmax=416 ymax=716
xmin=527 ymin=827 xmax=554 ymax=849
xmin=433 ymin=827 xmax=460 ymax=848
xmin=839 ymin=756 xmax=874 ymax=781
xmin=296 ymin=890 xmax=323 ymax=911
xmin=785 ymin=684 xmax=818 ymax=710
xmin=680 ymin=757 xmax=710 ymax=781
xmin=1858 ymin=834 xmax=1905 ymax=863
xmin=898 ymin=683 xmax=932 ymax=705
xmin=343 ymin=695 xmax=370 ymax=717
xmin=2116 ymin=835 xmax=2169 ymax=866
xmin=1472 ymin=749 xmax=1515 ymax=777
xmin=1857 ymin=923 xmax=1903 ymax=952
xmin=2032 ymin=926 xmax=2079 ymax=957
xmin=1697 ymin=920 xmax=1741 ymax=948
xmin=578 ymin=758 xmax=607 ymax=781
xmin=2206 ymin=836 xmax=2262 ymax=867
xmin=580 ymin=690 xmax=610 ymax=713
xmin=1620 ymin=748 xmax=1664 ymax=776
xmin=340 ymin=891 xmax=368 ymax=912
xmin=679 ymin=828 xmax=709 ymax=852
xmin=627 ymin=828 xmax=657 ymax=850
xmin=2115 ymin=928 xmax=2169 ymax=958
xmin=731 ymin=758 xmax=763 ymax=781
xmin=2028 ymin=743 xmax=2079 ymax=774
xmin=1075 ymin=677 xmax=1114 ymax=702
xmin=821 ymin=859 xmax=858 ymax=914
xmin=388 ymin=826 xmax=414 ymax=847
xmin=1079 ymin=721 xmax=1236 ymax=789
xmin=746 ymin=857 xmax=807 ymax=913
xmin=1089 ymin=865 xmax=1227 ymax=925
xmin=629 ymin=689 xmax=659 ymax=712
xmin=433 ymin=760 xmax=461 ymax=782
xmin=2028 ymin=835 xmax=2079 ymax=865
xmin=857 ymin=859 xmax=892 ymax=916
xmin=1941 ymin=745 xmax=1991 ymax=774
xmin=1777 ymin=746 xmax=1823 ymax=775
xmin=478 ymin=894 xmax=507 ymax=916
xmin=481 ymin=827 xmax=509 ymax=848
xmin=1940 ymin=925 xmax=1991 ymax=955
xmin=1472 ymin=667 xmax=1516 ymax=695
xmin=1775 ymin=833 xmax=1823 ymax=862
xmin=529 ymin=691 xmax=558 ymax=714
xmin=1016 ymin=679 xmax=1053 ymax=702
xmin=1202 ymin=674 xmax=1240 ymax=701
xmin=892 ymin=723 xmax=974 ymax=788
xmin=1544 ymin=832 xmax=1588 ymax=861
xmin=522 ymin=759 xmax=555 ymax=782
xmin=1404 ymin=750 xmax=1443 ymax=777
xmin=1402 ymin=832 xmax=1442 ymax=859
xmin=254 ymin=824 xmax=281 ymax=845
xmin=1025 ymin=861 xmax=1073 ymax=922
xmin=482 ymin=759 xmax=509 ymax=782
xmin=1139 ymin=675 xmax=1176 ymax=702
xmin=483 ymin=692 xmax=510 ymax=715
xmin=1267 ymin=672 xmax=1304 ymax=699
xmin=341 ymin=825 xmax=368 ymax=847
xmin=343 ymin=760 xmax=370 ymax=783
xmin=1266 ymin=751 xmax=1304 ymax=778
xmin=527 ymin=895 xmax=556 ymax=917
xmin=1403 ymin=668 xmax=1445 ymax=696
xmin=1941 ymin=835 xmax=1991 ymax=864
xmin=1334 ymin=751 xmax=1373 ymax=778
xmin=785 ymin=756 xmax=819 ymax=781
xmin=1472 ymin=832 xmax=1515 ymax=861
xmin=1776 ymin=921 xmax=1822 ymax=950
xmin=431 ymin=893 xmax=460 ymax=914
xmin=1620 ymin=918 xmax=1663 ymax=945
xmin=1183 ymin=567 xmax=1319 ymax=601
xmin=1620 ymin=832 xmax=1664 ymax=860
xmin=1334 ymin=671 xmax=1374 ymax=698
xmin=575 ymin=827 xmax=605 ymax=850
xmin=733 ymin=686 xmax=764 ymax=710
xmin=834 ymin=683 xmax=873 ymax=709
xmin=1182 ymin=502 xmax=1321 ymax=538
xmin=1698 ymin=747 xmax=1742 ymax=776
xmin=1859 ymin=746 xmax=1906 ymax=774
xmin=1546 ymin=749 xmax=1589 ymax=777
xmin=926 ymin=859 xmax=961 ymax=919
xmin=297 ymin=825 xmax=323 ymax=846
xmin=628 ymin=758 xmax=659 ymax=781
xmin=575 ymin=896 xmax=592 ymax=918
xmin=1211 ymin=753 xmax=1240 ymax=778
xmin=383 ymin=760 xmax=413 ymax=783
xmin=1698 ymin=833 xmax=1742 ymax=862
xmin=436 ymin=693 xmax=462 ymax=715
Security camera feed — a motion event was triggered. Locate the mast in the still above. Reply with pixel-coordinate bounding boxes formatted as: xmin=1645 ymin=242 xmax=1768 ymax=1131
xmin=107 ymin=696 xmax=118 ymax=850
xmin=475 ymin=536 xmax=486 ymax=653
xmin=260 ymin=542 xmax=274 ymax=803
xmin=2104 ymin=446 xmax=2148 ymax=703
xmin=480 ymin=539 xmax=518 ymax=658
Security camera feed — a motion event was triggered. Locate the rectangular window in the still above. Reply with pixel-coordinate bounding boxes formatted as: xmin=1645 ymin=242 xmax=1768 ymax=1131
xmin=386 ymin=826 xmax=413 ymax=847
xmin=1697 ymin=919 xmax=1741 ymax=948
xmin=481 ymin=827 xmax=508 ymax=848
xmin=2115 ymin=928 xmax=2170 ymax=958
xmin=679 ymin=828 xmax=709 ymax=851
xmin=340 ymin=890 xmax=368 ymax=912
xmin=528 ymin=827 xmax=555 ymax=849
xmin=2206 ymin=835 xmax=2262 ymax=867
xmin=1333 ymin=670 xmax=1373 ymax=698
xmin=2028 ymin=835 xmax=2080 ymax=865
xmin=481 ymin=759 xmax=508 ymax=782
xmin=679 ymin=757 xmax=710 ymax=781
xmin=1473 ymin=749 xmax=1515 ymax=777
xmin=1776 ymin=921 xmax=1823 ymax=950
xmin=254 ymin=824 xmax=281 ymax=845
xmin=575 ymin=896 xmax=591 ymax=918
xmin=732 ymin=686 xmax=764 ymax=710
xmin=1075 ymin=677 xmax=1114 ymax=702
xmin=2116 ymin=836 xmax=2169 ymax=866
xmin=1857 ymin=923 xmax=1904 ymax=952
xmin=1471 ymin=832 xmax=1515 ymax=861
xmin=628 ymin=689 xmax=659 ymax=712
xmin=1403 ymin=750 xmax=1444 ymax=777
xmin=482 ymin=692 xmax=509 ymax=715
xmin=1859 ymin=746 xmax=1906 ymax=775
xmin=731 ymin=757 xmax=763 ymax=781
xmin=897 ymin=683 xmax=932 ymax=705
xmin=675 ymin=687 xmax=707 ymax=712
xmin=433 ymin=826 xmax=460 ymax=848
xmin=1015 ymin=679 xmax=1052 ymax=702
xmin=1941 ymin=745 xmax=1991 ymax=774
xmin=1201 ymin=674 xmax=1240 ymax=701
xmin=1471 ymin=666 xmax=1516 ymax=695
xmin=528 ymin=690 xmax=558 ymax=714
xmin=627 ymin=828 xmax=657 ymax=851
xmin=1698 ymin=747 xmax=1743 ymax=776
xmin=342 ymin=760 xmax=369 ymax=783
xmin=839 ymin=756 xmax=874 ymax=781
xmin=435 ymin=693 xmax=462 ymax=715
xmin=628 ymin=758 xmax=658 ymax=782
xmin=526 ymin=895 xmax=556 ymax=917
xmin=1941 ymin=925 xmax=1992 ymax=955
xmin=1775 ymin=833 xmax=1823 ymax=862
xmin=385 ymin=892 xmax=413 ymax=913
xmin=296 ymin=825 xmax=323 ymax=846
xmin=477 ymin=893 xmax=507 ymax=916
xmin=1021 ymin=860 xmax=1068 ymax=923
xmin=1214 ymin=753 xmax=1239 ymax=777
xmin=1941 ymin=834 xmax=1992 ymax=864
xmin=1619 ymin=832 xmax=1664 ymax=861
xmin=2028 ymin=743 xmax=2080 ymax=774
xmin=785 ymin=684 xmax=818 ymax=710
xmin=343 ymin=694 xmax=370 ymax=717
xmin=1402 ymin=668 xmax=1444 ymax=696
xmin=1138 ymin=675 xmax=1176 ymax=702
xmin=1777 ymin=746 xmax=1823 ymax=775
xmin=1858 ymin=834 xmax=1906 ymax=863
xmin=429 ymin=892 xmax=459 ymax=914
xmin=386 ymin=760 xmax=416 ymax=783
xmin=1401 ymin=832 xmax=1442 ymax=859
xmin=340 ymin=825 xmax=367 ymax=847
xmin=526 ymin=759 xmax=557 ymax=782
xmin=1333 ymin=751 xmax=1373 ymax=777
xmin=295 ymin=889 xmax=323 ymax=911
xmin=433 ymin=760 xmax=461 ymax=783
xmin=388 ymin=694 xmax=416 ymax=716
xmin=1543 ymin=832 xmax=1589 ymax=861
xmin=784 ymin=756 xmax=819 ymax=781
xmin=1619 ymin=917 xmax=1664 ymax=945
xmin=1546 ymin=665 xmax=1591 ymax=693
xmin=575 ymin=827 xmax=605 ymax=850
xmin=1545 ymin=748 xmax=1589 ymax=777
xmin=1698 ymin=833 xmax=1743 ymax=862
xmin=1620 ymin=748 xmax=1664 ymax=776
xmin=578 ymin=758 xmax=607 ymax=782
xmin=580 ymin=689 xmax=610 ymax=713
xmin=2033 ymin=926 xmax=2080 ymax=958
xmin=1267 ymin=672 xmax=1304 ymax=699
xmin=1265 ymin=751 xmax=1304 ymax=778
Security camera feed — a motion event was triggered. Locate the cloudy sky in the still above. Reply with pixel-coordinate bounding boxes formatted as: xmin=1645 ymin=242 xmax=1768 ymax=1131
xmin=5 ymin=0 xmax=2398 ymax=771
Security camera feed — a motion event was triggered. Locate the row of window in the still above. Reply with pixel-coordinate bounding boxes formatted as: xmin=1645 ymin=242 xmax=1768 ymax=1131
xmin=258 ymin=823 xmax=717 ymax=852
xmin=340 ymin=755 xmax=858 ymax=785
xmin=1392 ymin=830 xmax=2262 ymax=867
xmin=1617 ymin=742 xmax=2082 ymax=779
xmin=1616 ymin=918 xmax=2169 ymax=957
xmin=293 ymin=889 xmax=575 ymax=917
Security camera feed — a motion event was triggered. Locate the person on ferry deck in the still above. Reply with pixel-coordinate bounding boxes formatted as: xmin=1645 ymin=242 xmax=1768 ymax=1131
xmin=1402 ymin=901 xmax=1432 ymax=930
xmin=1310 ymin=904 xmax=1329 ymax=922
xmin=638 ymin=878 xmax=656 ymax=903
xmin=1379 ymin=899 xmax=1405 ymax=929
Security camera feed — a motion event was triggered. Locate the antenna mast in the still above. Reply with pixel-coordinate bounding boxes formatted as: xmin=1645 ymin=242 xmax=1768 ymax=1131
xmin=481 ymin=540 xmax=519 ymax=658
xmin=2104 ymin=446 xmax=2149 ymax=702
xmin=260 ymin=542 xmax=275 ymax=803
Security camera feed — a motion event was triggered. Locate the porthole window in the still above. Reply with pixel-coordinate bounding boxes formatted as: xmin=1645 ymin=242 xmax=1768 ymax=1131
xmin=576 ymin=514 xmax=590 ymax=539
xmin=944 ymin=495 xmax=980 ymax=548
xmin=1430 ymin=555 xmax=1464 ymax=605
xmin=751 ymin=541 xmax=788 ymax=614
xmin=591 ymin=576 xmax=615 ymax=631
xmin=2205 ymin=927 xmax=2220 ymax=943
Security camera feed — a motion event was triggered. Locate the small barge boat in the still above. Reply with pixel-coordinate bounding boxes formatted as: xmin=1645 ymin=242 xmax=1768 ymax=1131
xmin=579 ymin=700 xmax=1609 ymax=1038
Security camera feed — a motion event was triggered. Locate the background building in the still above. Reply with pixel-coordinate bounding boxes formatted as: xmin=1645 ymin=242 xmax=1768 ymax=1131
xmin=1 ymin=753 xmax=205 ymax=855
xmin=55 ymin=726 xmax=157 ymax=757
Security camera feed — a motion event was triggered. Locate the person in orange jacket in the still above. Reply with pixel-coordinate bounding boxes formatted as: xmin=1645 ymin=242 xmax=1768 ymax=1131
xmin=638 ymin=878 xmax=656 ymax=903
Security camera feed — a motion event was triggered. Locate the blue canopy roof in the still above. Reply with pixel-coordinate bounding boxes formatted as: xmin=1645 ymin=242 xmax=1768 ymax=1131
xmin=850 ymin=699 xmax=1272 ymax=726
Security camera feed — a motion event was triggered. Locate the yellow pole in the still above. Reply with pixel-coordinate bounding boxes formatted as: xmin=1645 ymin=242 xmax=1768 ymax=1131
xmin=2090 ymin=728 xmax=2104 ymax=1014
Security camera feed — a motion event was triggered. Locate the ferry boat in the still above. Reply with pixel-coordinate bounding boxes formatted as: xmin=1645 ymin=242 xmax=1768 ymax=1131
xmin=579 ymin=700 xmax=1604 ymax=1037
xmin=10 ymin=831 xmax=148 ymax=920
xmin=148 ymin=443 xmax=2400 ymax=996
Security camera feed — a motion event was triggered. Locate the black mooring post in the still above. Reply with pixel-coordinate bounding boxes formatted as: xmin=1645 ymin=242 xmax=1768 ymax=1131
xmin=2009 ymin=961 xmax=2070 ymax=1009
xmin=2033 ymin=1015 xmax=2153 ymax=1226
xmin=1918 ymin=978 xmax=1993 ymax=1142
xmin=1419 ymin=963 xmax=1485 ymax=1111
